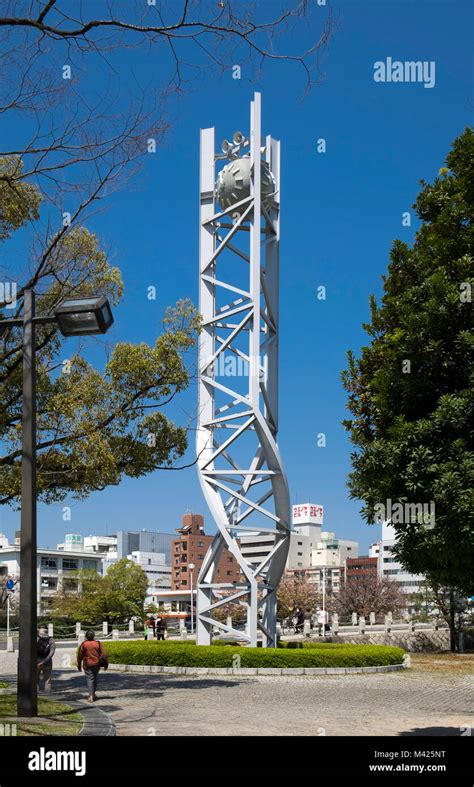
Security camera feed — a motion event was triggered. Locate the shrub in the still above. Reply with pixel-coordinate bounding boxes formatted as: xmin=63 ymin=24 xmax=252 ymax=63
xmin=105 ymin=640 xmax=404 ymax=668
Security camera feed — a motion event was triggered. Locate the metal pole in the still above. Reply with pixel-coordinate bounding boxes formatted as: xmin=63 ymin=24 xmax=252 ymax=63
xmin=190 ymin=569 xmax=194 ymax=635
xmin=322 ymin=567 xmax=326 ymax=622
xmin=17 ymin=289 xmax=38 ymax=717
xmin=7 ymin=594 xmax=10 ymax=638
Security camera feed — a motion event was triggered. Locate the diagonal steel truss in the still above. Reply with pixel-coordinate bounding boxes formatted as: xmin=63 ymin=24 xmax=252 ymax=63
xmin=196 ymin=93 xmax=290 ymax=647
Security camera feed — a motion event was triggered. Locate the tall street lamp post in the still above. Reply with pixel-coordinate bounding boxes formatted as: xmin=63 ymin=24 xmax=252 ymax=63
xmin=188 ymin=563 xmax=195 ymax=635
xmin=0 ymin=290 xmax=114 ymax=717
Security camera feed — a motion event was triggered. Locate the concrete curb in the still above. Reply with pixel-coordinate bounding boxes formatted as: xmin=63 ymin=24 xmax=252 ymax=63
xmin=0 ymin=683 xmax=115 ymax=736
xmin=107 ymin=661 xmax=407 ymax=677
xmin=66 ymin=700 xmax=116 ymax=737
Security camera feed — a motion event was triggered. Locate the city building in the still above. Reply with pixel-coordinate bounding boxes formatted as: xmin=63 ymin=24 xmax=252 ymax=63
xmin=239 ymin=532 xmax=274 ymax=566
xmin=83 ymin=534 xmax=118 ymax=558
xmin=290 ymin=503 xmax=324 ymax=568
xmin=128 ymin=550 xmax=172 ymax=604
xmin=172 ymin=513 xmax=240 ymax=591
xmin=369 ymin=542 xmax=380 ymax=559
xmin=346 ymin=556 xmax=378 ymax=581
xmin=0 ymin=534 xmax=103 ymax=614
xmin=287 ymin=564 xmax=345 ymax=595
xmin=239 ymin=503 xmax=324 ymax=570
xmin=311 ymin=531 xmax=358 ymax=567
xmin=117 ymin=528 xmax=175 ymax=564
xmin=377 ymin=521 xmax=426 ymax=600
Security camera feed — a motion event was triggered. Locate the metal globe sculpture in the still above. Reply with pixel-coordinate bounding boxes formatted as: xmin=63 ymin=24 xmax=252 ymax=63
xmin=216 ymin=156 xmax=275 ymax=214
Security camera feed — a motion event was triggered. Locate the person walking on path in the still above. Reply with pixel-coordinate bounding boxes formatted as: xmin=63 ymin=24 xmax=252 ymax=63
xmin=155 ymin=615 xmax=167 ymax=640
xmin=37 ymin=626 xmax=56 ymax=693
xmin=144 ymin=615 xmax=156 ymax=640
xmin=77 ymin=630 xmax=108 ymax=703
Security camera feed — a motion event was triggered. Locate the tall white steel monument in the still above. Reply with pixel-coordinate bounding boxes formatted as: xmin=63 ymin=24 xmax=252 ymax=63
xmin=196 ymin=93 xmax=290 ymax=648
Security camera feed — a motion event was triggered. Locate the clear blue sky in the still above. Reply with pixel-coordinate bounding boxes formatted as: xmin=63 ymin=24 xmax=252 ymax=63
xmin=1 ymin=0 xmax=472 ymax=552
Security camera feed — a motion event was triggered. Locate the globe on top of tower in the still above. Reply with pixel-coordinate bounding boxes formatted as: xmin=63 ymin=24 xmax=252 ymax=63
xmin=216 ymin=156 xmax=276 ymax=215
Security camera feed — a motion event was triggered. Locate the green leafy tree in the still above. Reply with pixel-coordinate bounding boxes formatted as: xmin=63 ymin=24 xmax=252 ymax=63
xmin=342 ymin=128 xmax=474 ymax=650
xmin=52 ymin=559 xmax=148 ymax=626
xmin=0 ymin=166 xmax=200 ymax=504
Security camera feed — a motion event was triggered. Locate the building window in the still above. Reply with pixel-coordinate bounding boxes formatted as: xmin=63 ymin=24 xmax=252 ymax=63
xmin=62 ymin=559 xmax=78 ymax=571
xmin=41 ymin=578 xmax=57 ymax=590
xmin=181 ymin=580 xmax=187 ymax=586
xmin=82 ymin=560 xmax=97 ymax=571
xmin=41 ymin=557 xmax=57 ymax=569
xmin=197 ymin=541 xmax=204 ymax=548
xmin=181 ymin=566 xmax=187 ymax=572
xmin=198 ymin=554 xmax=204 ymax=560
xmin=297 ymin=552 xmax=302 ymax=556
xmin=226 ymin=570 xmax=232 ymax=576
xmin=298 ymin=542 xmax=302 ymax=546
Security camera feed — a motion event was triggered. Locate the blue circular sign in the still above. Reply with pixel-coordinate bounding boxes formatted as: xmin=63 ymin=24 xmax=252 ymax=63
xmin=6 ymin=579 xmax=14 ymax=590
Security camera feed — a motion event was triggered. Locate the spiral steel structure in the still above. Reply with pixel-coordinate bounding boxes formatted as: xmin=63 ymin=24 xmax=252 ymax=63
xmin=196 ymin=93 xmax=290 ymax=647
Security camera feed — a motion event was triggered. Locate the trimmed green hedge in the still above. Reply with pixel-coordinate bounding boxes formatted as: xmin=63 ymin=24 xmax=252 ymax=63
xmin=105 ymin=640 xmax=405 ymax=668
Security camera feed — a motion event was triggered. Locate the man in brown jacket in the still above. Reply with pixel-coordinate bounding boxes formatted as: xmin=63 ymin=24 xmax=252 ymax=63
xmin=77 ymin=630 xmax=108 ymax=703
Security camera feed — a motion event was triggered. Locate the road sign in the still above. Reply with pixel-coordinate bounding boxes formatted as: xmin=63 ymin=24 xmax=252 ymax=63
xmin=6 ymin=579 xmax=14 ymax=590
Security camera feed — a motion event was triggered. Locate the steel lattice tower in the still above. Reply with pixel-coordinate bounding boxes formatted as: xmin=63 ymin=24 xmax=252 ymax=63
xmin=196 ymin=93 xmax=290 ymax=648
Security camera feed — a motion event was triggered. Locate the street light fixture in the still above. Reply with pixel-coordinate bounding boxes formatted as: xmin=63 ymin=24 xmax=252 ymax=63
xmin=0 ymin=289 xmax=114 ymax=717
xmin=188 ymin=563 xmax=195 ymax=635
xmin=54 ymin=296 xmax=114 ymax=337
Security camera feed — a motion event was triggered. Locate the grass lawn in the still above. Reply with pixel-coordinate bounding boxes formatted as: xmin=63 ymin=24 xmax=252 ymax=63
xmin=0 ymin=694 xmax=83 ymax=736
xmin=409 ymin=652 xmax=474 ymax=677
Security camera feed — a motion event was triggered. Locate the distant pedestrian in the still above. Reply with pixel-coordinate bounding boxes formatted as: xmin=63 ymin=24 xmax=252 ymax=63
xmin=144 ymin=615 xmax=156 ymax=640
xmin=155 ymin=615 xmax=167 ymax=641
xmin=37 ymin=626 xmax=56 ymax=693
xmin=77 ymin=630 xmax=108 ymax=703
xmin=316 ymin=608 xmax=327 ymax=636
xmin=295 ymin=608 xmax=304 ymax=634
xmin=303 ymin=608 xmax=312 ymax=637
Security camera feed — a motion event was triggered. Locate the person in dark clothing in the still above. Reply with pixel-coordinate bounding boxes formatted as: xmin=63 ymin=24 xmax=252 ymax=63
xmin=155 ymin=615 xmax=167 ymax=640
xmin=37 ymin=626 xmax=56 ymax=693
xmin=77 ymin=630 xmax=108 ymax=703
xmin=295 ymin=608 xmax=305 ymax=634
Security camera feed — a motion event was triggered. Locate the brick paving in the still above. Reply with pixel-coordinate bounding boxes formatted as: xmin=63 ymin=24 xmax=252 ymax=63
xmin=4 ymin=666 xmax=470 ymax=737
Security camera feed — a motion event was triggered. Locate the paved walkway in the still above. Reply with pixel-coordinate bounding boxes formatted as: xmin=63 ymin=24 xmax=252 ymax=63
xmin=2 ymin=666 xmax=471 ymax=736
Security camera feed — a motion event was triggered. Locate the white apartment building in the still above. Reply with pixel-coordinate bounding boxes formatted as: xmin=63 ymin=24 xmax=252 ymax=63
xmin=311 ymin=531 xmax=358 ymax=567
xmin=239 ymin=505 xmax=358 ymax=596
xmin=84 ymin=534 xmax=118 ymax=558
xmin=238 ymin=532 xmax=275 ymax=566
xmin=369 ymin=542 xmax=380 ymax=559
xmin=0 ymin=534 xmax=103 ymax=614
xmin=128 ymin=550 xmax=172 ymax=603
xmin=239 ymin=504 xmax=323 ymax=570
xmin=377 ymin=521 xmax=426 ymax=601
